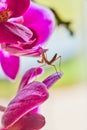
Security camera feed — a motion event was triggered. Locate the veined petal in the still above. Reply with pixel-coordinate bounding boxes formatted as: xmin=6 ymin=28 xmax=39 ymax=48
xmin=1 ymin=43 xmax=47 ymax=57
xmin=23 ymin=2 xmax=56 ymax=45
xmin=0 ymin=51 xmax=20 ymax=79
xmin=4 ymin=22 xmax=33 ymax=42
xmin=2 ymin=81 xmax=49 ymax=128
xmin=0 ymin=22 xmax=33 ymax=44
xmin=7 ymin=0 xmax=30 ymax=17
xmin=18 ymin=67 xmax=43 ymax=91
xmin=6 ymin=113 xmax=45 ymax=130
xmin=43 ymin=72 xmax=63 ymax=89
xmin=20 ymin=46 xmax=48 ymax=57
xmin=0 ymin=24 xmax=24 ymax=44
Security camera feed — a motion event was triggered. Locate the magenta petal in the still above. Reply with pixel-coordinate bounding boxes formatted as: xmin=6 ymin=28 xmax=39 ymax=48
xmin=4 ymin=22 xmax=33 ymax=42
xmin=21 ymin=47 xmax=48 ymax=57
xmin=7 ymin=113 xmax=45 ymax=130
xmin=43 ymin=72 xmax=63 ymax=89
xmin=16 ymin=46 xmax=47 ymax=57
xmin=0 ymin=23 xmax=32 ymax=44
xmin=21 ymin=113 xmax=45 ymax=130
xmin=18 ymin=67 xmax=43 ymax=91
xmin=1 ymin=44 xmax=48 ymax=57
xmin=2 ymin=81 xmax=49 ymax=128
xmin=7 ymin=0 xmax=30 ymax=17
xmin=0 ymin=51 xmax=20 ymax=79
xmin=0 ymin=24 xmax=24 ymax=43
xmin=23 ymin=2 xmax=56 ymax=45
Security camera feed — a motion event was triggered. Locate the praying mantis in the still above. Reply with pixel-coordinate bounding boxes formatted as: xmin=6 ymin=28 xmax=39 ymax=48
xmin=37 ymin=48 xmax=61 ymax=72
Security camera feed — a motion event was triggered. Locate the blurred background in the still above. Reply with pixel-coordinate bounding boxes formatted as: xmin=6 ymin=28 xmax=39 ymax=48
xmin=0 ymin=0 xmax=87 ymax=130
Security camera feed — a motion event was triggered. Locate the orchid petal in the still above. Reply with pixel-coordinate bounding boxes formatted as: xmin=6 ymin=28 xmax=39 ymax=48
xmin=1 ymin=43 xmax=23 ymax=55
xmin=18 ymin=67 xmax=43 ymax=91
xmin=4 ymin=22 xmax=33 ymax=42
xmin=2 ymin=81 xmax=49 ymax=128
xmin=0 ymin=22 xmax=33 ymax=44
xmin=0 ymin=24 xmax=24 ymax=44
xmin=7 ymin=113 xmax=45 ymax=130
xmin=21 ymin=47 xmax=48 ymax=57
xmin=23 ymin=2 xmax=56 ymax=45
xmin=7 ymin=0 xmax=30 ymax=17
xmin=43 ymin=72 xmax=63 ymax=89
xmin=0 ymin=51 xmax=20 ymax=79
xmin=1 ymin=43 xmax=47 ymax=57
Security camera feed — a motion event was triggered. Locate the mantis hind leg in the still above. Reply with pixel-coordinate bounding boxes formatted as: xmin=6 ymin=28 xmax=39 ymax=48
xmin=50 ymin=55 xmax=62 ymax=73
xmin=56 ymin=55 xmax=62 ymax=71
xmin=51 ymin=64 xmax=58 ymax=73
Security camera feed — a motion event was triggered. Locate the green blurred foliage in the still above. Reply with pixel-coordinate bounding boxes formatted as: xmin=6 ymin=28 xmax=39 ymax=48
xmin=34 ymin=0 xmax=82 ymax=23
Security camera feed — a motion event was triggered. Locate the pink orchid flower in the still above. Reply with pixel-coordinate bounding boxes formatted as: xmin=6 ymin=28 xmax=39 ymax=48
xmin=0 ymin=67 xmax=63 ymax=130
xmin=0 ymin=0 xmax=55 ymax=79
